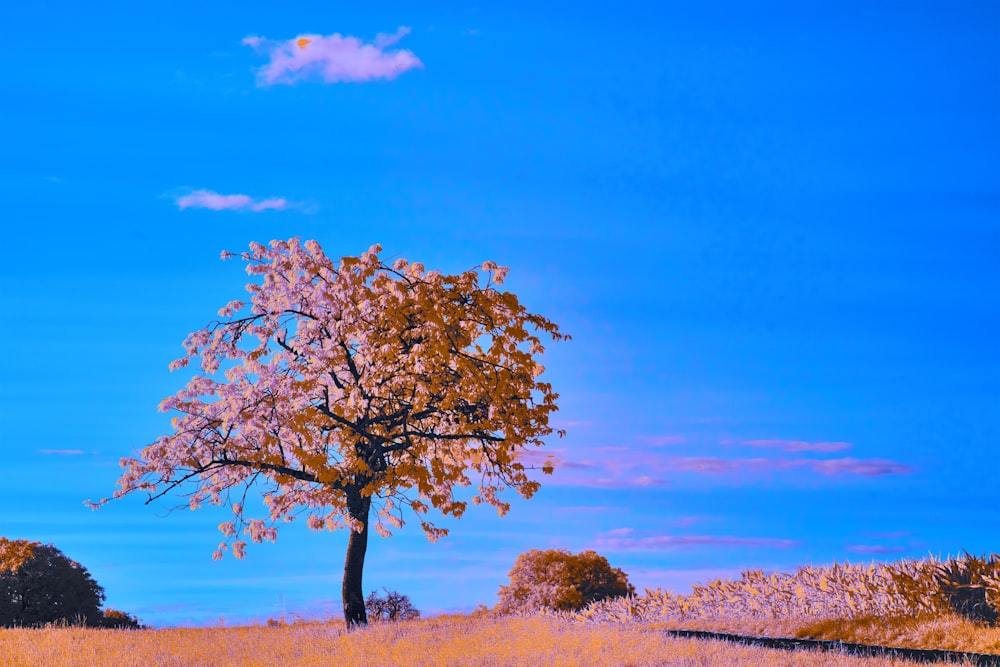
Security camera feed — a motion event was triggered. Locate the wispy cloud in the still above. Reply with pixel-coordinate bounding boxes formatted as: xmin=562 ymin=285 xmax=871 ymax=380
xmin=810 ymin=458 xmax=916 ymax=476
xmin=174 ymin=189 xmax=296 ymax=213
xmin=845 ymin=544 xmax=907 ymax=555
xmin=555 ymin=474 xmax=671 ymax=489
xmin=523 ymin=448 xmax=670 ymax=489
xmin=632 ymin=475 xmax=668 ymax=487
xmin=243 ymin=27 xmax=422 ymax=85
xmin=518 ymin=449 xmax=592 ymax=470
xmin=583 ymin=477 xmax=671 ymax=489
xmin=39 ymin=449 xmax=86 ymax=455
xmin=552 ymin=506 xmax=617 ymax=514
xmin=668 ymin=456 xmax=915 ymax=477
xmin=724 ymin=439 xmax=853 ymax=453
xmin=602 ymin=527 xmax=635 ymax=537
xmin=593 ymin=532 xmax=802 ymax=552
xmin=638 ymin=434 xmax=687 ymax=446
xmin=668 ymin=457 xmax=792 ymax=474
xmin=864 ymin=531 xmax=912 ymax=540
xmin=666 ymin=515 xmax=705 ymax=527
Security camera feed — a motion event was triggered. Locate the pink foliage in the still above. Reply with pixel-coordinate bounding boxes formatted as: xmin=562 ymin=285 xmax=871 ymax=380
xmin=94 ymin=238 xmax=569 ymax=560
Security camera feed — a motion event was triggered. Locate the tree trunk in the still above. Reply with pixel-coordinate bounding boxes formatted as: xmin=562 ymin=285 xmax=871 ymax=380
xmin=342 ymin=487 xmax=372 ymax=627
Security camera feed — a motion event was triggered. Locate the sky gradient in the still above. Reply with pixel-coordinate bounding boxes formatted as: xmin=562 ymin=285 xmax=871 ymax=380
xmin=1 ymin=1 xmax=998 ymax=627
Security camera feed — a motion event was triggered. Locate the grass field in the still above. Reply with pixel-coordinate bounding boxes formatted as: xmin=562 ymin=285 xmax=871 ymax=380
xmin=0 ymin=611 xmax=994 ymax=667
xmin=4 ymin=553 xmax=999 ymax=666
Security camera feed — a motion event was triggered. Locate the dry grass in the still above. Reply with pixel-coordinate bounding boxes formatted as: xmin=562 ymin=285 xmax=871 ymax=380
xmin=792 ymin=612 xmax=1000 ymax=654
xmin=633 ymin=610 xmax=1000 ymax=654
xmin=550 ymin=553 xmax=1000 ymax=657
xmin=0 ymin=614 xmax=984 ymax=667
xmin=4 ymin=554 xmax=997 ymax=666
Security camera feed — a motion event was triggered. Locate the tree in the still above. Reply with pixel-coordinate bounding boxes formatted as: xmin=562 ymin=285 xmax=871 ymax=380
xmin=91 ymin=239 xmax=569 ymax=626
xmin=495 ymin=548 xmax=635 ymax=615
xmin=0 ymin=538 xmax=105 ymax=627
xmin=365 ymin=587 xmax=420 ymax=622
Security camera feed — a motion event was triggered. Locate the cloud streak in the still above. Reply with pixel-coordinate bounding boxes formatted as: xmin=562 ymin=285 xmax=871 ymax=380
xmin=845 ymin=544 xmax=907 ymax=555
xmin=639 ymin=435 xmax=687 ymax=446
xmin=518 ymin=449 xmax=670 ymax=488
xmin=668 ymin=456 xmax=915 ymax=477
xmin=593 ymin=533 xmax=803 ymax=552
xmin=175 ymin=189 xmax=291 ymax=213
xmin=725 ymin=439 xmax=853 ymax=453
xmin=243 ymin=27 xmax=422 ymax=85
xmin=809 ymin=458 xmax=916 ymax=476
xmin=39 ymin=449 xmax=86 ymax=456
xmin=864 ymin=531 xmax=912 ymax=540
xmin=552 ymin=506 xmax=617 ymax=514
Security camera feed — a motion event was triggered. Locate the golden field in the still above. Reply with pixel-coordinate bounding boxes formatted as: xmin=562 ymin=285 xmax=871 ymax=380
xmin=3 ymin=553 xmax=999 ymax=666
xmin=0 ymin=611 xmax=995 ymax=667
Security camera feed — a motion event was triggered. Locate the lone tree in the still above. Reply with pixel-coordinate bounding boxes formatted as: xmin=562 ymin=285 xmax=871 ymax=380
xmin=495 ymin=548 xmax=635 ymax=615
xmin=92 ymin=239 xmax=569 ymax=626
xmin=0 ymin=538 xmax=105 ymax=627
xmin=365 ymin=587 xmax=420 ymax=622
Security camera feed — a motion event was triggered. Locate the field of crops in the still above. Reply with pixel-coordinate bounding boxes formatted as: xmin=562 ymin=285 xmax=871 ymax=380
xmin=563 ymin=555 xmax=950 ymax=624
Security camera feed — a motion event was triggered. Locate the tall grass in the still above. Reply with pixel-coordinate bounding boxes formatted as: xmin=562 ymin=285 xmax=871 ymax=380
xmin=0 ymin=614 xmax=980 ymax=667
xmin=539 ymin=553 xmax=1000 ymax=655
xmin=2 ymin=553 xmax=997 ymax=666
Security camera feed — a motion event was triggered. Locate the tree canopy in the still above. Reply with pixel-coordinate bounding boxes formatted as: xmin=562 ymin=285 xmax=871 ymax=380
xmin=495 ymin=548 xmax=635 ymax=615
xmin=0 ymin=538 xmax=106 ymax=627
xmin=93 ymin=238 xmax=569 ymax=625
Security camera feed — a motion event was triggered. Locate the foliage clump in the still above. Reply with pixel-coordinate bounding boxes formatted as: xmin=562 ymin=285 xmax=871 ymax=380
xmin=0 ymin=538 xmax=105 ymax=628
xmin=495 ymin=548 xmax=635 ymax=615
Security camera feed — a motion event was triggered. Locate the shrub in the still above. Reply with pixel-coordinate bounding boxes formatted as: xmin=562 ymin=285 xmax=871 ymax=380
xmin=0 ymin=538 xmax=105 ymax=627
xmin=495 ymin=548 xmax=635 ymax=615
xmin=364 ymin=588 xmax=420 ymax=622
xmin=100 ymin=608 xmax=145 ymax=629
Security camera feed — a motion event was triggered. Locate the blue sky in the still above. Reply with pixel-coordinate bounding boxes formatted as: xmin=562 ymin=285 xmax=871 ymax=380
xmin=1 ymin=0 xmax=997 ymax=627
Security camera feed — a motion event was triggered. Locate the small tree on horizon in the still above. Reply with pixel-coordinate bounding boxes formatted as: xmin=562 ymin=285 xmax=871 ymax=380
xmin=365 ymin=587 xmax=420 ymax=622
xmin=91 ymin=238 xmax=569 ymax=627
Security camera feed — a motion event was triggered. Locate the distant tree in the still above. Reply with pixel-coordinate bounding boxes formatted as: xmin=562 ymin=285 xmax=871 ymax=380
xmin=0 ymin=538 xmax=105 ymax=627
xmin=365 ymin=587 xmax=420 ymax=622
xmin=495 ymin=548 xmax=635 ymax=615
xmin=92 ymin=239 xmax=569 ymax=627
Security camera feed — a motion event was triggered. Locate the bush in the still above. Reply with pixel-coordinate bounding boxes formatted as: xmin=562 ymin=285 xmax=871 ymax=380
xmin=364 ymin=588 xmax=420 ymax=622
xmin=0 ymin=538 xmax=106 ymax=627
xmin=495 ymin=548 xmax=636 ymax=615
xmin=100 ymin=608 xmax=145 ymax=629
